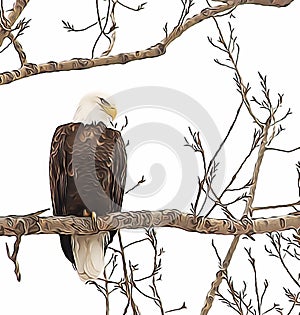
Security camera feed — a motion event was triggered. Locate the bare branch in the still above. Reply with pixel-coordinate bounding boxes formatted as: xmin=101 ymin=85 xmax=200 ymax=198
xmin=125 ymin=175 xmax=146 ymax=194
xmin=6 ymin=234 xmax=22 ymax=281
xmin=211 ymin=17 xmax=263 ymax=127
xmin=116 ymin=0 xmax=146 ymax=12
xmin=118 ymin=231 xmax=140 ymax=314
xmin=165 ymin=302 xmax=187 ymax=313
xmin=10 ymin=36 xmax=26 ymax=64
xmin=2 ymin=210 xmax=300 ymax=237
xmin=245 ymin=247 xmax=263 ymax=315
xmin=252 ymin=200 xmax=300 ymax=212
xmin=0 ymin=0 xmax=30 ymax=48
xmin=0 ymin=0 xmax=293 ymax=85
xmin=284 ymin=289 xmax=300 ymax=315
xmin=62 ymin=20 xmax=99 ymax=32
xmin=0 ymin=18 xmax=30 ymax=65
xmin=145 ymin=228 xmax=164 ymax=314
xmin=266 ymin=232 xmax=300 ymax=289
xmin=123 ymin=238 xmax=148 ymax=250
xmin=201 ymin=236 xmax=240 ymax=315
xmin=243 ymin=116 xmax=272 ymax=217
xmin=211 ymin=0 xmax=293 ymax=6
xmin=266 ymin=146 xmax=300 ymax=153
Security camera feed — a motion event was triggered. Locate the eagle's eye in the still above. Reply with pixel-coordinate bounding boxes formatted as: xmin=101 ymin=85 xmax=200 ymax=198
xmin=99 ymin=97 xmax=111 ymax=107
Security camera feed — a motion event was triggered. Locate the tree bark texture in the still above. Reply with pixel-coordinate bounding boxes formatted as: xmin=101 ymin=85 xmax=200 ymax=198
xmin=0 ymin=210 xmax=299 ymax=237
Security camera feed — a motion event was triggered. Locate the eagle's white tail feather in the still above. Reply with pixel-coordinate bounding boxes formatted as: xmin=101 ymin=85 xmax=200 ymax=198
xmin=71 ymin=232 xmax=109 ymax=281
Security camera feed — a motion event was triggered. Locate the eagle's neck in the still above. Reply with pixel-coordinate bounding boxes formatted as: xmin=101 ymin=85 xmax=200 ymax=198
xmin=73 ymin=103 xmax=110 ymax=126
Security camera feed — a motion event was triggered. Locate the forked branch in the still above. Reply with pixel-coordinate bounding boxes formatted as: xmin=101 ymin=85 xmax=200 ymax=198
xmin=0 ymin=0 xmax=293 ymax=85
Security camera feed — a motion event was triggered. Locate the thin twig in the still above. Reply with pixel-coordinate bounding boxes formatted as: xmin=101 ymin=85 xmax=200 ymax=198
xmin=165 ymin=302 xmax=187 ymax=313
xmin=125 ymin=176 xmax=146 ymax=194
xmin=103 ymin=267 xmax=110 ymax=315
xmin=245 ymin=248 xmax=262 ymax=315
xmin=117 ymin=231 xmax=140 ymax=314
xmin=124 ymin=238 xmax=148 ymax=249
xmin=116 ymin=0 xmax=146 ymax=11
xmin=266 ymin=146 xmax=300 ymax=153
xmin=266 ymin=233 xmax=300 ymax=289
xmin=212 ymin=17 xmax=263 ymax=127
xmin=146 ymin=228 xmax=164 ymax=314
xmin=252 ymin=201 xmax=300 ymax=212
xmin=197 ymin=100 xmax=243 ymax=216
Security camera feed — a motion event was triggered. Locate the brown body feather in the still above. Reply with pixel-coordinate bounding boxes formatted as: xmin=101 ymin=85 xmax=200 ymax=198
xmin=49 ymin=122 xmax=126 ymax=269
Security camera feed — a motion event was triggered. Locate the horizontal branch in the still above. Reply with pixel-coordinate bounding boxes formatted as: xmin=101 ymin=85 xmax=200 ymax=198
xmin=0 ymin=0 xmax=293 ymax=85
xmin=237 ymin=0 xmax=293 ymax=6
xmin=1 ymin=209 xmax=300 ymax=237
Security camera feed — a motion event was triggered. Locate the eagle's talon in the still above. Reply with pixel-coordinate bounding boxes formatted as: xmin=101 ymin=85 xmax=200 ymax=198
xmin=83 ymin=209 xmax=90 ymax=217
xmin=83 ymin=209 xmax=97 ymax=230
xmin=91 ymin=211 xmax=97 ymax=231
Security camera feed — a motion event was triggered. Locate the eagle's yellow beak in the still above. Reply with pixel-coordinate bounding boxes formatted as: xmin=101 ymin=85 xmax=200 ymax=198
xmin=98 ymin=96 xmax=117 ymax=120
xmin=103 ymin=104 xmax=117 ymax=120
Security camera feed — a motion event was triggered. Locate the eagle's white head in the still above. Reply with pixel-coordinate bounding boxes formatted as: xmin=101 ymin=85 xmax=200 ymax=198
xmin=73 ymin=92 xmax=117 ymax=125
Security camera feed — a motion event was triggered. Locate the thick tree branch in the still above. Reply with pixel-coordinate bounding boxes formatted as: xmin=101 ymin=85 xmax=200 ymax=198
xmin=235 ymin=0 xmax=292 ymax=6
xmin=0 ymin=0 xmax=292 ymax=85
xmin=1 ymin=210 xmax=300 ymax=237
xmin=0 ymin=0 xmax=30 ymax=45
xmin=8 ymin=33 xmax=27 ymax=65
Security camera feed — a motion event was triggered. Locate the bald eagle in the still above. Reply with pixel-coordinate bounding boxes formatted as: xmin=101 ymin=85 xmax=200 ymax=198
xmin=49 ymin=93 xmax=127 ymax=281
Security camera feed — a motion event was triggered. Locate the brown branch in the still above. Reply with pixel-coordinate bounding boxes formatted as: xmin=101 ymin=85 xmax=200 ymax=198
xmin=233 ymin=0 xmax=293 ymax=6
xmin=212 ymin=0 xmax=292 ymax=6
xmin=0 ymin=0 xmax=9 ymax=30
xmin=101 ymin=0 xmax=117 ymax=57
xmin=8 ymin=33 xmax=27 ymax=65
xmin=0 ymin=0 xmax=293 ymax=85
xmin=0 ymin=0 xmax=30 ymax=46
xmin=200 ymin=117 xmax=272 ymax=315
xmin=201 ymin=16 xmax=284 ymax=313
xmin=3 ymin=209 xmax=48 ymax=281
xmin=118 ymin=231 xmax=140 ymax=315
xmin=146 ymin=228 xmax=165 ymax=314
xmin=212 ymin=17 xmax=263 ymax=127
xmin=1 ymin=210 xmax=300 ymax=237
xmin=200 ymin=236 xmax=240 ymax=315
xmin=6 ymin=234 xmax=22 ymax=281
xmin=243 ymin=116 xmax=272 ymax=217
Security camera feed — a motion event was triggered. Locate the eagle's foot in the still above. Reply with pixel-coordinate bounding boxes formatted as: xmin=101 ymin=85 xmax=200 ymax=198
xmin=91 ymin=211 xmax=97 ymax=230
xmin=83 ymin=209 xmax=98 ymax=231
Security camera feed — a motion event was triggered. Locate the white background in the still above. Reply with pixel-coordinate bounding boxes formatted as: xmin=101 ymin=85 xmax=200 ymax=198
xmin=0 ymin=1 xmax=299 ymax=314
